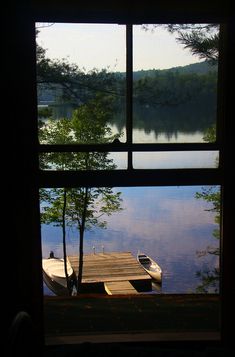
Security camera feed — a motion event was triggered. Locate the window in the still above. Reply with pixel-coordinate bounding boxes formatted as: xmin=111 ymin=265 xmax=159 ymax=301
xmin=36 ymin=20 xmax=224 ymax=345
xmin=37 ymin=23 xmax=220 ymax=172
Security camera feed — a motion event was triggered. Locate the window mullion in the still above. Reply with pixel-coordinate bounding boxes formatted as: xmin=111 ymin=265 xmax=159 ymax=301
xmin=126 ymin=24 xmax=133 ymax=169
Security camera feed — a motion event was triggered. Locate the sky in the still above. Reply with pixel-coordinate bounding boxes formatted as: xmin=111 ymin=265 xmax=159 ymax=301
xmin=36 ymin=23 xmax=203 ymax=72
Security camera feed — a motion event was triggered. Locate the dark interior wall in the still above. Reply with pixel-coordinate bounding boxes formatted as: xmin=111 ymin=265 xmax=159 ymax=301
xmin=220 ymin=14 xmax=235 ymax=346
xmin=31 ymin=0 xmax=230 ymax=23
xmin=3 ymin=2 xmax=44 ymax=350
xmin=2 ymin=0 xmax=234 ymax=353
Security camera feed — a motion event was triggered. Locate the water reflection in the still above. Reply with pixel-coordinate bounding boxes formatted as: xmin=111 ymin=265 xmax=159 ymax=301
xmin=133 ymin=151 xmax=219 ymax=169
xmin=41 ymin=186 xmax=219 ymax=295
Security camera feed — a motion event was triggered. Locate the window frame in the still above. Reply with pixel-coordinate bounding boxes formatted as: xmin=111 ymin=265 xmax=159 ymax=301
xmin=33 ymin=4 xmax=232 ymax=347
xmin=4 ymin=0 xmax=234 ymax=352
xmin=37 ymin=23 xmax=223 ymax=189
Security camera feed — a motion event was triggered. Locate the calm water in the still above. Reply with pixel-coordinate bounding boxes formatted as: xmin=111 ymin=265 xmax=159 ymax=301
xmin=38 ymin=30 xmax=219 ymax=296
xmin=42 ymin=185 xmax=220 ymax=295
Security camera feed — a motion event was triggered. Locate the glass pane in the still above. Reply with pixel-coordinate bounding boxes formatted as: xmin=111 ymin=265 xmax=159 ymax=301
xmin=133 ymin=24 xmax=219 ymax=143
xmin=36 ymin=23 xmax=126 ymax=144
xmin=39 ymin=152 xmax=127 ymax=170
xmin=41 ymin=185 xmax=220 ymax=295
xmin=42 ymin=186 xmax=220 ymax=341
xmin=133 ymin=151 xmax=219 ymax=169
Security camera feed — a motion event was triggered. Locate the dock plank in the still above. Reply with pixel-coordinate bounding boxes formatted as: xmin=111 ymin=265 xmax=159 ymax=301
xmin=104 ymin=281 xmax=139 ymax=295
xmin=68 ymin=252 xmax=151 ymax=292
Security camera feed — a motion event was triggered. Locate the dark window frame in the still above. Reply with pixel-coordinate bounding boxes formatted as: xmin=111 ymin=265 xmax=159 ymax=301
xmin=38 ymin=23 xmax=223 ymax=189
xmin=33 ymin=3 xmax=233 ymax=347
xmin=4 ymin=1 xmax=234 ymax=352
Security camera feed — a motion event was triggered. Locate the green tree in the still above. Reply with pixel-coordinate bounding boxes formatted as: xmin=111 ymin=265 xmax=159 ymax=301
xmin=36 ymin=26 xmax=124 ymax=295
xmin=36 ymin=27 xmax=124 ymax=109
xmin=143 ymin=24 xmax=219 ymax=64
xmin=40 ymin=97 xmax=123 ymax=294
xmin=144 ymin=27 xmax=220 ymax=292
xmin=165 ymin=24 xmax=219 ymax=64
xmin=40 ymin=188 xmax=73 ymax=294
xmin=195 ymin=186 xmax=220 ymax=293
xmin=195 ymin=122 xmax=220 ymax=293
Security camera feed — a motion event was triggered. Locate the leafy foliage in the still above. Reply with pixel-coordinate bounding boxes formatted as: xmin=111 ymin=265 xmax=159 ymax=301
xmin=40 ymin=96 xmax=123 ymax=294
xmin=176 ymin=31 xmax=219 ymax=64
xmin=38 ymin=23 xmax=220 ymax=295
xmin=196 ymin=267 xmax=220 ymax=293
xmin=195 ymin=123 xmax=220 ymax=293
xmin=143 ymin=24 xmax=219 ymax=64
xmin=36 ymin=34 xmax=124 ymax=107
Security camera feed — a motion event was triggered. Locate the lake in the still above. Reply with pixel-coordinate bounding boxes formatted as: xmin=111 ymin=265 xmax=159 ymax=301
xmin=41 ymin=185 xmax=220 ymax=295
xmin=40 ymin=100 xmax=219 ymax=296
xmin=38 ymin=34 xmax=219 ymax=295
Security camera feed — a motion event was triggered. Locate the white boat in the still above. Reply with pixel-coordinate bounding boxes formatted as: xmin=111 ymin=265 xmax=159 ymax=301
xmin=42 ymin=252 xmax=76 ymax=296
xmin=137 ymin=252 xmax=162 ymax=283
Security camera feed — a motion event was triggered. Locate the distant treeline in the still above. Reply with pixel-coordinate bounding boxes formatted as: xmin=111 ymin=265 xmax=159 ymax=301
xmin=38 ymin=61 xmax=217 ymax=104
xmin=38 ymin=61 xmax=217 ymax=135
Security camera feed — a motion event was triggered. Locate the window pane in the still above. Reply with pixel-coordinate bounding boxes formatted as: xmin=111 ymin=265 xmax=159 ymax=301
xmin=133 ymin=24 xmax=219 ymax=143
xmin=41 ymin=185 xmax=220 ymax=341
xmin=39 ymin=152 xmax=127 ymax=170
xmin=41 ymin=185 xmax=220 ymax=295
xmin=133 ymin=151 xmax=219 ymax=169
xmin=36 ymin=23 xmax=126 ymax=144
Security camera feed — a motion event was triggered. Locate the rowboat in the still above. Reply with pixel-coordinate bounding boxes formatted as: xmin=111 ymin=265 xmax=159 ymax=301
xmin=137 ymin=252 xmax=162 ymax=283
xmin=42 ymin=252 xmax=76 ymax=296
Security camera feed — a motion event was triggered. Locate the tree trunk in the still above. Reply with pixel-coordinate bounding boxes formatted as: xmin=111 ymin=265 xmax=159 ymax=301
xmin=62 ymin=188 xmax=71 ymax=295
xmin=76 ymin=187 xmax=89 ymax=293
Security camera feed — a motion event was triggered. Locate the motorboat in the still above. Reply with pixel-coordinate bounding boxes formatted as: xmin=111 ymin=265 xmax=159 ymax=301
xmin=42 ymin=252 xmax=76 ymax=295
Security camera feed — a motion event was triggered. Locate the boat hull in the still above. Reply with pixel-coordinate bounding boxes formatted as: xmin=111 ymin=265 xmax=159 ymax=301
xmin=42 ymin=257 xmax=76 ymax=296
xmin=137 ymin=253 xmax=162 ymax=283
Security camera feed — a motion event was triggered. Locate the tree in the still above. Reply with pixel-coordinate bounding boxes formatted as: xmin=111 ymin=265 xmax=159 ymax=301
xmin=132 ymin=24 xmax=219 ymax=129
xmin=40 ymin=188 xmax=73 ymax=293
xmin=164 ymin=23 xmax=221 ymax=293
xmin=36 ymin=28 xmax=124 ymax=108
xmin=195 ymin=122 xmax=220 ymax=293
xmin=195 ymin=186 xmax=220 ymax=293
xmin=36 ymin=26 xmax=124 ymax=295
xmin=142 ymin=24 xmax=219 ymax=64
xmin=40 ymin=97 xmax=123 ymax=294
xmin=165 ymin=24 xmax=219 ymax=64
xmin=147 ymin=23 xmax=221 ymax=292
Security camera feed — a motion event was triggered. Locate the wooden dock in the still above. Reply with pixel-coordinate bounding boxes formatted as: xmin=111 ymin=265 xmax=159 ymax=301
xmin=104 ymin=281 xmax=139 ymax=295
xmin=68 ymin=251 xmax=152 ymax=294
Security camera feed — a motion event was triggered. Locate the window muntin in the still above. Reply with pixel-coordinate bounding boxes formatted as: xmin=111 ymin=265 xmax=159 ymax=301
xmin=39 ymin=150 xmax=218 ymax=170
xmin=37 ymin=23 xmax=220 ymax=172
xmin=36 ymin=21 xmax=222 ymax=343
